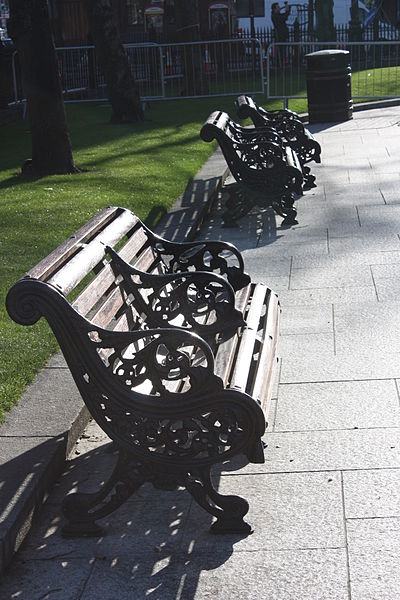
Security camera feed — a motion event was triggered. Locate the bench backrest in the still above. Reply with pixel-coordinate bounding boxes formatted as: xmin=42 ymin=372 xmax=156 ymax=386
xmin=200 ymin=111 xmax=292 ymax=187
xmin=236 ymin=95 xmax=299 ymax=126
xmin=10 ymin=207 xmax=166 ymax=335
xmin=236 ymin=95 xmax=274 ymax=127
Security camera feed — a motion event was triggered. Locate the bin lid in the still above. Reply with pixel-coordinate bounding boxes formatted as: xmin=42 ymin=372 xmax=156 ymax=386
xmin=305 ymin=49 xmax=350 ymax=70
xmin=305 ymin=50 xmax=349 ymax=58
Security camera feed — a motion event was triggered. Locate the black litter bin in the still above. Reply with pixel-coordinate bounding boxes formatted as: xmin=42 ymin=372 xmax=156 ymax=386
xmin=305 ymin=49 xmax=352 ymax=123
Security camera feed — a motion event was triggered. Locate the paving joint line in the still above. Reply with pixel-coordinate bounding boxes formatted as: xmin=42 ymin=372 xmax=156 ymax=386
xmin=369 ymin=265 xmax=380 ymax=302
xmin=332 ymin=303 xmax=337 ymax=355
xmin=340 ymin=470 xmax=353 ymax=600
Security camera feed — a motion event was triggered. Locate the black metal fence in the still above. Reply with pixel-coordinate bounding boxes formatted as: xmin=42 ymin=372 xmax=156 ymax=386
xmin=2 ymin=25 xmax=400 ymax=109
xmin=8 ymin=39 xmax=265 ymax=105
xmin=237 ymin=22 xmax=400 ymax=45
xmin=266 ymin=41 xmax=400 ymax=104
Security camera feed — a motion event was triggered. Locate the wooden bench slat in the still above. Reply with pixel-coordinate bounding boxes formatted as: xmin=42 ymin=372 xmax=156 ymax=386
xmin=48 ymin=212 xmax=139 ymax=296
xmin=250 ymin=291 xmax=280 ymax=410
xmin=28 ymin=207 xmax=135 ymax=282
xmin=72 ymin=241 xmax=157 ymax=319
xmin=213 ymin=284 xmax=252 ymax=386
xmin=90 ymin=287 xmax=131 ymax=330
xmin=99 ymin=247 xmax=165 ymax=332
xmin=229 ymin=284 xmax=268 ymax=393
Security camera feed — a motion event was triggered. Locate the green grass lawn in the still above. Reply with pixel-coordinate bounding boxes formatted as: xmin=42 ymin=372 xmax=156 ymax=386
xmin=0 ymin=96 xmax=250 ymax=422
xmin=268 ymin=65 xmax=400 ymax=106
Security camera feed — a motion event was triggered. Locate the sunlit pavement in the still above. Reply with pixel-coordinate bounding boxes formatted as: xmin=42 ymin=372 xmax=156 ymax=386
xmin=1 ymin=106 xmax=400 ymax=600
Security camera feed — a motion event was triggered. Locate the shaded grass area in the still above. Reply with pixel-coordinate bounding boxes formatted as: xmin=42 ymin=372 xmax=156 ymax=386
xmin=0 ymin=96 xmax=243 ymax=421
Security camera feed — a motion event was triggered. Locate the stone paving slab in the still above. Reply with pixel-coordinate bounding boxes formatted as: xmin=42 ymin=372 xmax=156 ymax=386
xmin=76 ymin=548 xmax=349 ymax=600
xmin=328 ymin=234 xmax=400 ymax=254
xmin=182 ymin=472 xmax=345 ymax=552
xmin=343 ymin=469 xmax=400 ymax=519
xmin=291 ymin=249 xmax=400 ymax=269
xmin=280 ymin=304 xmax=333 ymax=335
xmin=274 ymin=380 xmax=400 ymax=432
xmin=290 ymin=264 xmax=373 ymax=290
xmin=0 ymin=367 xmax=84 ymax=438
xmin=241 ymin=428 xmax=400 ymax=474
xmin=278 ymin=332 xmax=335 ymax=359
xmin=0 ymin=435 xmax=72 ymax=586
xmin=281 ymin=352 xmax=400 ymax=383
xmin=334 ymin=301 xmax=400 ymax=354
xmin=371 ymin=262 xmax=400 ymax=279
xmin=346 ymin=517 xmax=400 ymax=600
xmin=0 ymin=559 xmax=94 ymax=600
xmin=375 ymin=278 xmax=400 ymax=302
xmin=379 ymin=184 xmax=400 ymax=203
xmin=278 ymin=286 xmax=378 ymax=306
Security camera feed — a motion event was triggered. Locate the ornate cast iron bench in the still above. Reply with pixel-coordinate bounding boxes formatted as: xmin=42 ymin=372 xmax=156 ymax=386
xmin=226 ymin=116 xmax=317 ymax=190
xmin=6 ymin=206 xmax=280 ymax=536
xmin=236 ymin=95 xmax=322 ymax=166
xmin=200 ymin=110 xmax=304 ymax=227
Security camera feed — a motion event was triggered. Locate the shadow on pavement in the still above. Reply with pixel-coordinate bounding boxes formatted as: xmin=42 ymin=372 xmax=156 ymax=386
xmin=1 ymin=433 xmax=245 ymax=599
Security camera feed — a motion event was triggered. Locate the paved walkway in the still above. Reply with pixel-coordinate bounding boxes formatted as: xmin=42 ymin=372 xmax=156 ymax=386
xmin=1 ymin=106 xmax=400 ymax=599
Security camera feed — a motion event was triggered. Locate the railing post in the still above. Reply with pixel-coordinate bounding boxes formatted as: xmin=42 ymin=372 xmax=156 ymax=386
xmin=259 ymin=39 xmax=265 ymax=94
xmin=159 ymin=45 xmax=165 ymax=98
xmin=11 ymin=50 xmax=19 ymax=105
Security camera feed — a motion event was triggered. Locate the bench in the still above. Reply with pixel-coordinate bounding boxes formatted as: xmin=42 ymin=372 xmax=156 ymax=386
xmin=200 ymin=110 xmax=303 ymax=226
xmin=236 ymin=95 xmax=322 ymax=166
xmin=6 ymin=206 xmax=280 ymax=536
xmin=226 ymin=115 xmax=317 ymax=190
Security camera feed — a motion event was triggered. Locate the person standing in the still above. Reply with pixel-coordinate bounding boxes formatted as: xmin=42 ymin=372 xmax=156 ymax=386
xmin=271 ymin=2 xmax=291 ymax=66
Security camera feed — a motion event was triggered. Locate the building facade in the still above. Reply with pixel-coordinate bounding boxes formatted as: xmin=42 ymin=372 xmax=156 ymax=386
xmin=49 ymin=0 xmax=238 ymax=46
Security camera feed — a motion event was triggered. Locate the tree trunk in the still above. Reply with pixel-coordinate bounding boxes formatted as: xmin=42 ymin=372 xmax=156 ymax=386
xmin=349 ymin=0 xmax=362 ymax=42
xmin=308 ymin=0 xmax=315 ymax=39
xmin=7 ymin=0 xmax=78 ymax=175
xmin=174 ymin=0 xmax=208 ymax=96
xmin=315 ymin=0 xmax=336 ymax=42
xmin=83 ymin=0 xmax=143 ymax=123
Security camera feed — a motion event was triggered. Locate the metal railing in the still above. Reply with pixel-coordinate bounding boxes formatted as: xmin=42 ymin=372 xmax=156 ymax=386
xmin=8 ymin=40 xmax=400 ymax=107
xmin=10 ymin=38 xmax=264 ymax=104
xmin=238 ymin=22 xmax=400 ymax=45
xmin=267 ymin=41 xmax=400 ymax=104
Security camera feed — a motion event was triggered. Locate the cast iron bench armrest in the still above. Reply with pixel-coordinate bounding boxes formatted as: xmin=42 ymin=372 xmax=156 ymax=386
xmin=236 ymin=94 xmax=303 ymax=126
xmin=140 ymin=222 xmax=250 ymax=291
xmin=227 ymin=122 xmax=283 ymax=145
xmin=236 ymin=95 xmax=322 ymax=165
xmin=105 ymin=245 xmax=245 ymax=335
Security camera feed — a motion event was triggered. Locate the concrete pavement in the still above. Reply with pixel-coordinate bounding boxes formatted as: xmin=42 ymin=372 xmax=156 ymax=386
xmin=1 ymin=105 xmax=400 ymax=599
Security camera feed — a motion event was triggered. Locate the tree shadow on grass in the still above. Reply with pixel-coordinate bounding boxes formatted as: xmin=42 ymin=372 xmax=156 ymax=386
xmin=0 ymin=173 xmax=45 ymax=190
xmin=0 ymin=96 xmax=239 ymax=174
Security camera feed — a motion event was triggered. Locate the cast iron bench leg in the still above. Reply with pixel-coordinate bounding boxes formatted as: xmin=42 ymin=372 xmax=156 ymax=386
xmin=186 ymin=466 xmax=252 ymax=535
xmin=222 ymin=184 xmax=255 ymax=227
xmin=61 ymin=450 xmax=146 ymax=537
